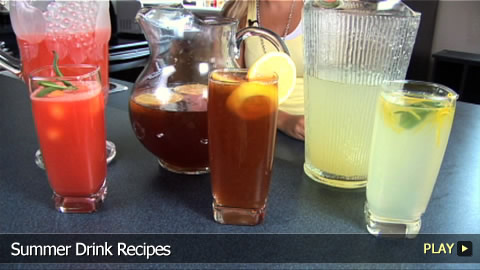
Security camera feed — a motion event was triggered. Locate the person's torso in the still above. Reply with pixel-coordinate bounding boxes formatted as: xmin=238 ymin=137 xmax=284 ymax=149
xmin=244 ymin=0 xmax=304 ymax=115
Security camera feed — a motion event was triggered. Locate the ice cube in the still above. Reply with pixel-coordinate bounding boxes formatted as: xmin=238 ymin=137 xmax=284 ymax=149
xmin=50 ymin=105 xmax=65 ymax=120
xmin=46 ymin=128 xmax=61 ymax=141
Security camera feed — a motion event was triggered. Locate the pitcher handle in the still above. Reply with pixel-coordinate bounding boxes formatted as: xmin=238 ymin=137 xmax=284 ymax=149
xmin=235 ymin=27 xmax=290 ymax=61
xmin=0 ymin=47 xmax=22 ymax=76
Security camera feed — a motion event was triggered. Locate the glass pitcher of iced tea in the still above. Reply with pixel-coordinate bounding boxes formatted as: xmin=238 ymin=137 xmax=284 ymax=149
xmin=129 ymin=4 xmax=288 ymax=175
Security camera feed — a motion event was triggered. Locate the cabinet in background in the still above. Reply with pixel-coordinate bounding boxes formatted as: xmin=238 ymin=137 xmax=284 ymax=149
xmin=432 ymin=50 xmax=480 ymax=104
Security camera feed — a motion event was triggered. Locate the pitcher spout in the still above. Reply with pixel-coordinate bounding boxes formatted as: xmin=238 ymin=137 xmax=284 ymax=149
xmin=135 ymin=4 xmax=195 ymax=42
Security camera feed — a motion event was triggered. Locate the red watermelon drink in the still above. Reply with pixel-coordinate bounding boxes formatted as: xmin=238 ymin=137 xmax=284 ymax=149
xmin=29 ymin=64 xmax=107 ymax=213
xmin=18 ymin=29 xmax=110 ymax=98
xmin=10 ymin=0 xmax=115 ymax=168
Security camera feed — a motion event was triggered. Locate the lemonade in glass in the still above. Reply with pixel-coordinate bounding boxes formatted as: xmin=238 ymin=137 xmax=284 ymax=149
xmin=365 ymin=81 xmax=458 ymax=238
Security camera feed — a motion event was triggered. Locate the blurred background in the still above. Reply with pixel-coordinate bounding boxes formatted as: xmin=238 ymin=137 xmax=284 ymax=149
xmin=1 ymin=0 xmax=480 ymax=104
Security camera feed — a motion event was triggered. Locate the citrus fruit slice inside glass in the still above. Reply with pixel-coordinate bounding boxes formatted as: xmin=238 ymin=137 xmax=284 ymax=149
xmin=247 ymin=51 xmax=296 ymax=104
xmin=133 ymin=92 xmax=183 ymax=107
xmin=174 ymin=84 xmax=207 ymax=95
xmin=226 ymin=81 xmax=277 ymax=120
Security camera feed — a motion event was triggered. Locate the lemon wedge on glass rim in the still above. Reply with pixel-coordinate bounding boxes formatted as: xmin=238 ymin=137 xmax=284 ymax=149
xmin=246 ymin=51 xmax=296 ymax=104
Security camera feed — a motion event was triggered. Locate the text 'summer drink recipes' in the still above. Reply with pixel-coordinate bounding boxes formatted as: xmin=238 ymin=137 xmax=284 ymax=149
xmin=29 ymin=65 xmax=107 ymax=213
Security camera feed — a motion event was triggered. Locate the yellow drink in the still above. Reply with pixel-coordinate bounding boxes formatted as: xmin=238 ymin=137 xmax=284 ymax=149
xmin=304 ymin=75 xmax=383 ymax=188
xmin=367 ymin=91 xmax=455 ymax=220
xmin=365 ymin=81 xmax=457 ymax=238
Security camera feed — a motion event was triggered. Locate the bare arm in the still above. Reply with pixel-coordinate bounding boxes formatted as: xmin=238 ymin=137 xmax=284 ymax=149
xmin=277 ymin=110 xmax=305 ymax=141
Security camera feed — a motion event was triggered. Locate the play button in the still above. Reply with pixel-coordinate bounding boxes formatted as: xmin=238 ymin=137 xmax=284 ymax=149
xmin=457 ymin=241 xmax=472 ymax=256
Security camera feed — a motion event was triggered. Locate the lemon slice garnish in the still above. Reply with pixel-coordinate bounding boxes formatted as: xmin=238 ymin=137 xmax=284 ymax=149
xmin=211 ymin=72 xmax=241 ymax=83
xmin=174 ymin=84 xmax=207 ymax=95
xmin=226 ymin=81 xmax=277 ymax=120
xmin=247 ymin=51 xmax=296 ymax=104
xmin=133 ymin=93 xmax=183 ymax=107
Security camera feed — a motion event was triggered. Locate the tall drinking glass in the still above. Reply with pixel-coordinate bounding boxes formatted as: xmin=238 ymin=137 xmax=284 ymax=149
xmin=365 ymin=81 xmax=458 ymax=238
xmin=29 ymin=64 xmax=107 ymax=213
xmin=0 ymin=0 xmax=115 ymax=169
xmin=208 ymin=70 xmax=278 ymax=225
xmin=303 ymin=0 xmax=421 ymax=188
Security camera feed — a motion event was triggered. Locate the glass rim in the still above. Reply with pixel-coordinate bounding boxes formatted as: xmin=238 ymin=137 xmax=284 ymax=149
xmin=383 ymin=80 xmax=459 ymax=102
xmin=209 ymin=68 xmax=279 ymax=84
xmin=28 ymin=64 xmax=100 ymax=82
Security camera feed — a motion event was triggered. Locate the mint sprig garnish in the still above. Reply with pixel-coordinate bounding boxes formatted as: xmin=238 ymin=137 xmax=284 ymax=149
xmin=394 ymin=101 xmax=444 ymax=130
xmin=52 ymin=51 xmax=64 ymax=77
xmin=36 ymin=51 xmax=77 ymax=97
xmin=395 ymin=110 xmax=429 ymax=129
xmin=38 ymin=81 xmax=71 ymax=89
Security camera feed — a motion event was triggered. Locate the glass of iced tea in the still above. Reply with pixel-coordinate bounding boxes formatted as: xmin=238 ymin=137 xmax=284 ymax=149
xmin=365 ymin=81 xmax=458 ymax=238
xmin=29 ymin=64 xmax=107 ymax=213
xmin=208 ymin=69 xmax=278 ymax=225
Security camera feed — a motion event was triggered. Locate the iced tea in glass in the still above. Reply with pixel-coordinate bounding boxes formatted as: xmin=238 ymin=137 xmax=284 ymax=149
xmin=208 ymin=69 xmax=278 ymax=225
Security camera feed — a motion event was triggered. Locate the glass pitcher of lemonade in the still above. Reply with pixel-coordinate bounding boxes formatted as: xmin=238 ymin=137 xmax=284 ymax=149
xmin=303 ymin=0 xmax=421 ymax=188
xmin=129 ymin=4 xmax=288 ymax=175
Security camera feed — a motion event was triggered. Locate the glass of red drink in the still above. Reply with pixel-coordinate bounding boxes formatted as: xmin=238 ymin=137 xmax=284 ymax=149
xmin=29 ymin=64 xmax=107 ymax=213
xmin=208 ymin=69 xmax=278 ymax=225
xmin=0 ymin=0 xmax=115 ymax=169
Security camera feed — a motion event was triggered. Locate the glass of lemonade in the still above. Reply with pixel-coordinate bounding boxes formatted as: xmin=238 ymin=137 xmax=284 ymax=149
xmin=365 ymin=81 xmax=458 ymax=238
xmin=208 ymin=69 xmax=278 ymax=225
xmin=29 ymin=64 xmax=107 ymax=213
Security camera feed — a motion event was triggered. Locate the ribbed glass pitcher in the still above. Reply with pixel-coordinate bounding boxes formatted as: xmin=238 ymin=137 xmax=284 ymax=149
xmin=303 ymin=0 xmax=421 ymax=188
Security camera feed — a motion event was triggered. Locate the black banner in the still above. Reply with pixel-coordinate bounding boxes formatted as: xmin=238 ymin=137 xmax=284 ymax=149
xmin=0 ymin=234 xmax=477 ymax=264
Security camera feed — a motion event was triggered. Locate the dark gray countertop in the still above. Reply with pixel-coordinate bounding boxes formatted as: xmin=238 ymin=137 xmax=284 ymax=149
xmin=1 ymin=75 xmax=479 ymax=268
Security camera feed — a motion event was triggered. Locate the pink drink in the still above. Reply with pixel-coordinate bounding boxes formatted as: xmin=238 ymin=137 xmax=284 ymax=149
xmin=17 ymin=28 xmax=110 ymax=100
xmin=31 ymin=81 xmax=106 ymax=197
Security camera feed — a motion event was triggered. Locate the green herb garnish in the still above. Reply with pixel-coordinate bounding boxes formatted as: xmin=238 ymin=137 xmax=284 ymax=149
xmin=38 ymin=81 xmax=70 ymax=89
xmin=36 ymin=51 xmax=77 ymax=97
xmin=394 ymin=101 xmax=443 ymax=130
xmin=395 ymin=110 xmax=429 ymax=129
xmin=53 ymin=51 xmax=64 ymax=77
xmin=35 ymin=87 xmax=62 ymax=98
xmin=57 ymin=78 xmax=74 ymax=87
